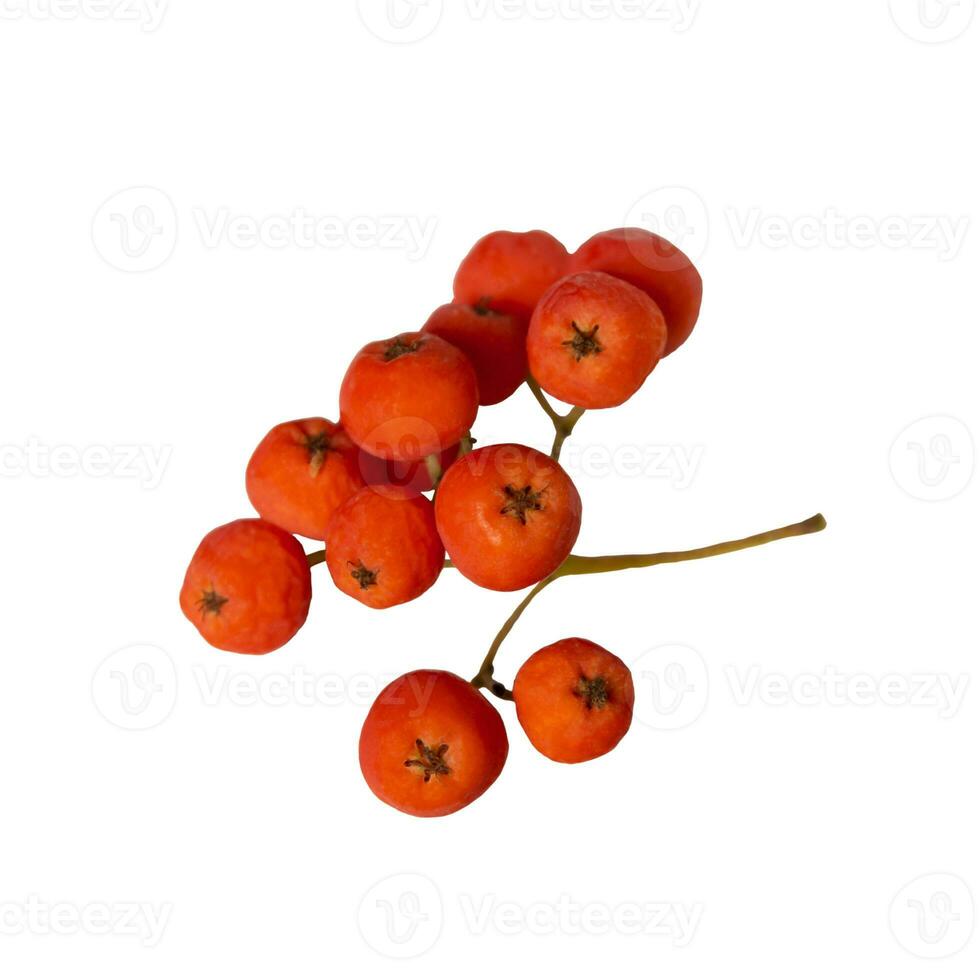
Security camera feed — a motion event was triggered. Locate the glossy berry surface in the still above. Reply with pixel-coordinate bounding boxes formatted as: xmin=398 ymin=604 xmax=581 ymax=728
xmin=359 ymin=670 xmax=509 ymax=817
xmin=246 ymin=417 xmax=365 ymax=540
xmin=340 ymin=331 xmax=478 ymax=462
xmin=513 ymin=637 xmax=634 ymax=763
xmin=453 ymin=229 xmax=570 ymax=319
xmin=325 ymin=486 xmax=444 ymax=609
xmin=422 ymin=302 xmax=528 ymax=406
xmin=435 ymin=443 xmax=582 ymax=591
xmin=527 ymin=271 xmax=667 ymax=409
xmin=569 ymin=227 xmax=703 ymax=356
xmin=179 ymin=518 xmax=312 ymax=654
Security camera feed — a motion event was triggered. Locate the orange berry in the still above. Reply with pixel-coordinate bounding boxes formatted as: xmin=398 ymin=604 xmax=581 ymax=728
xmin=340 ymin=331 xmax=478 ymax=462
xmin=513 ymin=638 xmax=634 ymax=763
xmin=325 ymin=486 xmax=444 ymax=609
xmin=569 ymin=227 xmax=703 ymax=356
xmin=359 ymin=670 xmax=508 ymax=817
xmin=422 ymin=302 xmax=528 ymax=406
xmin=453 ymin=229 xmax=570 ymax=318
xmin=527 ymin=271 xmax=667 ymax=409
xmin=180 ymin=519 xmax=312 ymax=654
xmin=435 ymin=443 xmax=582 ymax=591
xmin=246 ymin=417 xmax=365 ymax=540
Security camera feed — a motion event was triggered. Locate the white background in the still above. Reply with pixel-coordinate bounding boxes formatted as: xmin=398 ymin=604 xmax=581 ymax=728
xmin=1 ymin=1 xmax=978 ymax=976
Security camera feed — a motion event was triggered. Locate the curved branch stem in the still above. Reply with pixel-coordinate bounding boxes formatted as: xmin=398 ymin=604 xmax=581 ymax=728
xmin=457 ymin=432 xmax=475 ymax=458
xmin=561 ymin=513 xmax=827 ymax=577
xmin=470 ymin=574 xmax=558 ymax=696
xmin=526 ymin=375 xmax=562 ymax=426
xmin=470 ymin=512 xmax=827 ymax=700
xmin=525 ymin=376 xmax=586 ymax=461
xmin=550 ymin=406 xmax=586 ymax=459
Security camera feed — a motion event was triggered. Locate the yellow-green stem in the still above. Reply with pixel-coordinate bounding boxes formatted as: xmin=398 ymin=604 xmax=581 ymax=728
xmin=470 ymin=513 xmax=827 ymax=699
xmin=526 ymin=376 xmax=586 ymax=461
xmin=424 ymin=453 xmax=443 ymax=488
xmin=550 ymin=406 xmax=586 ymax=459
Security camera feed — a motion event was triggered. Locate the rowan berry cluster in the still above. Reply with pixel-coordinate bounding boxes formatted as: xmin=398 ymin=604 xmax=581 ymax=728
xmin=180 ymin=226 xmax=825 ymax=817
